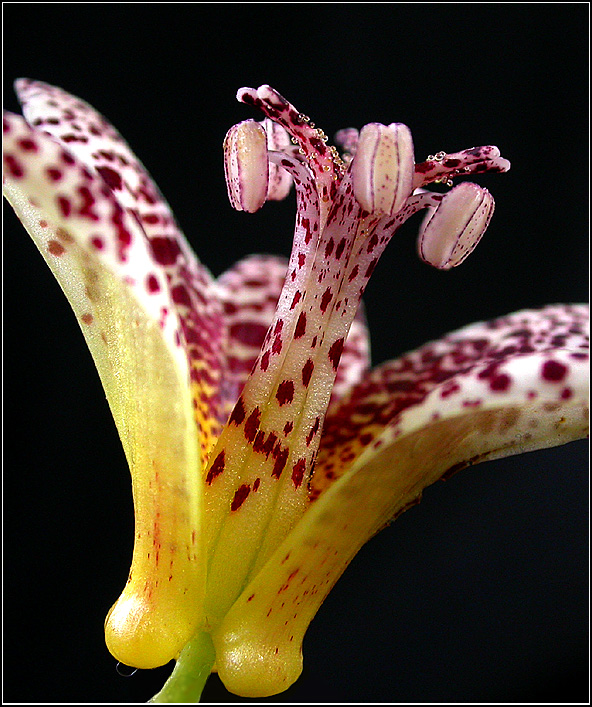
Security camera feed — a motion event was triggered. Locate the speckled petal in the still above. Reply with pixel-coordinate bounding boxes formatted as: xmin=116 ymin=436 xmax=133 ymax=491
xmin=14 ymin=79 xmax=228 ymax=463
xmin=3 ymin=111 xmax=206 ymax=668
xmin=212 ymin=304 xmax=588 ymax=697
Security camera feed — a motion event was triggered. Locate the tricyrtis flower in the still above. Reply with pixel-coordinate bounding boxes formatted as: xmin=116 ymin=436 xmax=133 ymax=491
xmin=3 ymin=80 xmax=588 ymax=702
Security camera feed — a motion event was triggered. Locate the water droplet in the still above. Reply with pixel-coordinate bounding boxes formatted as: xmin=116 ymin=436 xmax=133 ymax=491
xmin=116 ymin=662 xmax=138 ymax=677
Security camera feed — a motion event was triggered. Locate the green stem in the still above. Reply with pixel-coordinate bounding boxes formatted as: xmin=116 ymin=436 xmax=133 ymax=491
xmin=149 ymin=631 xmax=215 ymax=703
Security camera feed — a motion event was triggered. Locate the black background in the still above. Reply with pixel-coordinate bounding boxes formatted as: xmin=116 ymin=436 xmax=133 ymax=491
xmin=3 ymin=3 xmax=588 ymax=704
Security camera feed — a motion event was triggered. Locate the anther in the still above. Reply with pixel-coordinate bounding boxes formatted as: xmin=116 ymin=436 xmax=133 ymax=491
xmin=352 ymin=122 xmax=415 ymax=216
xmin=223 ymin=120 xmax=269 ymax=213
xmin=418 ymin=182 xmax=494 ymax=270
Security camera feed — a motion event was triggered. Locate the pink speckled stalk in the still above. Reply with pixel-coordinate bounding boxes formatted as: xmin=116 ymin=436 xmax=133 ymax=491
xmin=203 ymin=85 xmax=512 ymax=627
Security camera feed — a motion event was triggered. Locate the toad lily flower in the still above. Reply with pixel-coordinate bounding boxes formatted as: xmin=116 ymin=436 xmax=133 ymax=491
xmin=3 ymin=80 xmax=589 ymax=702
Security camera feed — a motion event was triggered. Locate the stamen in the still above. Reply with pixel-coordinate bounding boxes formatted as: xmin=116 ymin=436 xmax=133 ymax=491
xmin=418 ymin=182 xmax=494 ymax=269
xmin=223 ymin=120 xmax=269 ymax=213
xmin=351 ymin=123 xmax=414 ymax=216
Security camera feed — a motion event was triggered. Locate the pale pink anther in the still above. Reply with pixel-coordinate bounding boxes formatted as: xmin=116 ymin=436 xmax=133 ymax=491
xmin=223 ymin=120 xmax=269 ymax=213
xmin=352 ymin=122 xmax=415 ymax=216
xmin=418 ymin=182 xmax=494 ymax=270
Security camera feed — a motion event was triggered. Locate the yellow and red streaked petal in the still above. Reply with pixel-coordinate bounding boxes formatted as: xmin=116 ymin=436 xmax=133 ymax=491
xmin=212 ymin=304 xmax=588 ymax=698
xmin=14 ymin=79 xmax=228 ymax=463
xmin=3 ymin=111 xmax=205 ymax=668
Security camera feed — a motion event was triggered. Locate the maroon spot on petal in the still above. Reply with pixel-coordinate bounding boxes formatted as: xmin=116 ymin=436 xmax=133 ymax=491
xmin=489 ymin=373 xmax=512 ymax=392
xmin=146 ymin=274 xmax=160 ymax=293
xmin=81 ymin=313 xmax=94 ymax=325
xmin=253 ymin=430 xmax=266 ymax=454
xmin=290 ymin=291 xmax=302 ymax=310
xmin=320 ymin=288 xmax=333 ymax=314
xmin=260 ymin=350 xmax=270 ymax=371
xmin=230 ymin=322 xmax=269 ymax=347
xmin=272 ymin=446 xmax=289 ymax=479
xmin=348 ymin=264 xmax=359 ymax=282
xmin=18 ymin=138 xmax=38 ymax=152
xmin=91 ymin=236 xmax=104 ymax=250
xmin=229 ymin=396 xmax=246 ymax=425
xmin=46 ymin=167 xmax=63 ymax=181
xmin=291 ymin=459 xmax=306 ymax=489
xmin=206 ymin=450 xmax=225 ymax=484
xmin=335 ymin=238 xmax=347 ymax=260
xmin=324 ymin=238 xmax=335 ymax=258
xmin=97 ymin=165 xmax=123 ymax=190
xmin=171 ymin=284 xmax=192 ymax=307
xmin=244 ymin=407 xmax=261 ymax=442
xmin=542 ymin=359 xmax=568 ymax=382
xmin=47 ymin=240 xmax=65 ymax=256
xmin=328 ymin=337 xmax=345 ymax=371
xmin=365 ymin=258 xmax=378 ymax=278
xmin=560 ymin=387 xmax=573 ymax=400
xmin=231 ymin=483 xmax=251 ymax=511
xmin=302 ymin=359 xmax=314 ymax=387
xmin=306 ymin=417 xmax=320 ymax=446
xmin=283 ymin=421 xmax=293 ymax=436
xmin=272 ymin=334 xmax=283 ymax=354
xmin=4 ymin=154 xmax=24 ymax=178
xmin=57 ymin=195 xmax=72 ymax=217
xmin=262 ymin=432 xmax=278 ymax=458
xmin=253 ymin=478 xmax=261 ymax=492
xmin=294 ymin=311 xmax=307 ymax=339
xmin=61 ymin=150 xmax=76 ymax=165
xmin=366 ymin=233 xmax=378 ymax=253
xmin=78 ymin=186 xmax=100 ymax=221
xmin=149 ymin=236 xmax=182 ymax=266
xmin=276 ymin=379 xmax=295 ymax=406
